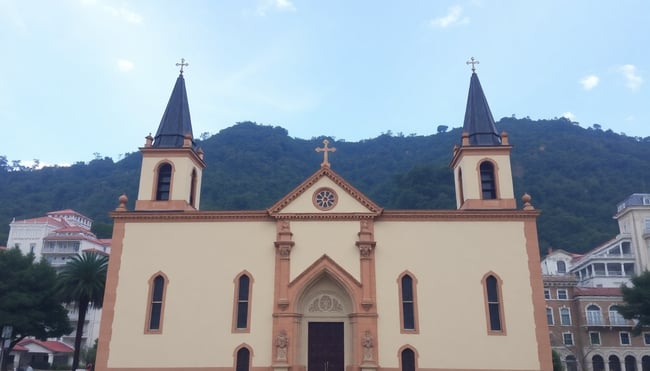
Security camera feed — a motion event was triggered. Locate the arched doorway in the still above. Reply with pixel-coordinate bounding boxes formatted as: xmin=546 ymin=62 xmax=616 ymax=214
xmin=297 ymin=274 xmax=354 ymax=371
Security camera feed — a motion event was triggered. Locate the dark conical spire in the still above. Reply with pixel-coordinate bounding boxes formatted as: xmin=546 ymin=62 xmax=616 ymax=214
xmin=462 ymin=72 xmax=501 ymax=146
xmin=153 ymin=73 xmax=194 ymax=148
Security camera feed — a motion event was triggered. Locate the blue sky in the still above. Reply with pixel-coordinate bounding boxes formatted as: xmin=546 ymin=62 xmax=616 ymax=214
xmin=1 ymin=0 xmax=648 ymax=165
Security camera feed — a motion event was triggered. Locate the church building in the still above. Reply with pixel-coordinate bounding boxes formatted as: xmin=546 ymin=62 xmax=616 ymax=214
xmin=96 ymin=62 xmax=551 ymax=371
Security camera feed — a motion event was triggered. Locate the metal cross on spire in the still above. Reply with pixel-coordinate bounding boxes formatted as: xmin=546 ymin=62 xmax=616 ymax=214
xmin=466 ymin=57 xmax=479 ymax=73
xmin=315 ymin=139 xmax=336 ymax=168
xmin=176 ymin=58 xmax=189 ymax=74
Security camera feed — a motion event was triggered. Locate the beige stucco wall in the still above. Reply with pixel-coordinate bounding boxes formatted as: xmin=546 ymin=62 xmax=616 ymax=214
xmin=290 ymin=221 xmax=361 ymax=282
xmin=137 ymin=156 xmax=203 ymax=205
xmin=107 ymin=221 xmax=276 ymax=368
xmin=374 ymin=220 xmax=540 ymax=370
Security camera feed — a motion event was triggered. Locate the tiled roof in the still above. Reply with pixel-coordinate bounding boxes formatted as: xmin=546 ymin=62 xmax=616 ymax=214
xmin=574 ymin=287 xmax=622 ymax=297
xmin=18 ymin=339 xmax=74 ymax=353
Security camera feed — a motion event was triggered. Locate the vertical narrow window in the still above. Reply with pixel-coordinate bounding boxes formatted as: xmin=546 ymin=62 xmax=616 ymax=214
xmin=401 ymin=348 xmax=415 ymax=371
xmin=563 ymin=332 xmax=573 ymax=346
xmin=479 ymin=161 xmax=496 ymax=199
xmin=398 ymin=272 xmax=419 ymax=332
xmin=557 ymin=261 xmax=566 ymax=274
xmin=484 ymin=274 xmax=505 ymax=333
xmin=156 ymin=163 xmax=172 ymax=201
xmin=560 ymin=307 xmax=571 ymax=325
xmin=145 ymin=273 xmax=168 ymax=333
xmin=189 ymin=169 xmax=197 ymax=207
xmin=233 ymin=272 xmax=253 ymax=332
xmin=236 ymin=347 xmax=250 ymax=371
xmin=626 ymin=356 xmax=637 ymax=371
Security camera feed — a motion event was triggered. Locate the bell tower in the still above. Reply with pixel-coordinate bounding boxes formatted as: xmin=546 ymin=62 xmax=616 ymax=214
xmin=135 ymin=59 xmax=206 ymax=211
xmin=450 ymin=58 xmax=515 ymax=210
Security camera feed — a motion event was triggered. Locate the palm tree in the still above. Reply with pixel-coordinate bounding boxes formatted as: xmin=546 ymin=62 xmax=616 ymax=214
xmin=57 ymin=251 xmax=108 ymax=371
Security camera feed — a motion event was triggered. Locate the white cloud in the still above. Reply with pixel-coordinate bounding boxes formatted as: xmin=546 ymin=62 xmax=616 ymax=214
xmin=103 ymin=5 xmax=143 ymax=24
xmin=117 ymin=59 xmax=134 ymax=72
xmin=619 ymin=64 xmax=643 ymax=91
xmin=579 ymin=75 xmax=599 ymax=90
xmin=429 ymin=5 xmax=469 ymax=28
xmin=562 ymin=112 xmax=575 ymax=121
xmin=257 ymin=0 xmax=296 ymax=16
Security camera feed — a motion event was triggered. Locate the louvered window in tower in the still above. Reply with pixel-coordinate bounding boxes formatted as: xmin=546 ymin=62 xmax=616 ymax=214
xmin=480 ymin=162 xmax=497 ymax=199
xmin=156 ymin=163 xmax=172 ymax=201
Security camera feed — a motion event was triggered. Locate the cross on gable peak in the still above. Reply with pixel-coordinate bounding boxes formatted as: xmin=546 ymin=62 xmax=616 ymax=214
xmin=315 ymin=139 xmax=336 ymax=168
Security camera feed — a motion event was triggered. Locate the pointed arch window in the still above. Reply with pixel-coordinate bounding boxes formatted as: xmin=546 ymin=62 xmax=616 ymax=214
xmin=236 ymin=347 xmax=250 ymax=371
xmin=479 ymin=161 xmax=497 ymax=199
xmin=400 ymin=348 xmax=416 ymax=371
xmin=145 ymin=273 xmax=168 ymax=333
xmin=156 ymin=163 xmax=172 ymax=201
xmin=233 ymin=272 xmax=253 ymax=332
xmin=483 ymin=273 xmax=505 ymax=334
xmin=398 ymin=273 xmax=419 ymax=332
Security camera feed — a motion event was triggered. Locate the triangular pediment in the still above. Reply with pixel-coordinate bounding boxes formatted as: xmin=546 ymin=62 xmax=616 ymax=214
xmin=268 ymin=166 xmax=382 ymax=217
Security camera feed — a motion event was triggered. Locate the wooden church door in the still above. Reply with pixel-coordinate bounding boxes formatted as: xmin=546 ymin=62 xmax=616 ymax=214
xmin=308 ymin=322 xmax=344 ymax=371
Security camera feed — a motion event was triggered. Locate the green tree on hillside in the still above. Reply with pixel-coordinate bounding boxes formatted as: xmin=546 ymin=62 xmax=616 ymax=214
xmin=57 ymin=252 xmax=108 ymax=371
xmin=0 ymin=248 xmax=72 ymax=371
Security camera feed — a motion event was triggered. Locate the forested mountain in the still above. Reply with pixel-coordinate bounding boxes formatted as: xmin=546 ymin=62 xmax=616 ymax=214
xmin=2 ymin=117 xmax=650 ymax=256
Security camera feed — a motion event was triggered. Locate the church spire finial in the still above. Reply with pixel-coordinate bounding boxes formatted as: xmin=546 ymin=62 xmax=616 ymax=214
xmin=176 ymin=58 xmax=189 ymax=75
xmin=466 ymin=57 xmax=479 ymax=73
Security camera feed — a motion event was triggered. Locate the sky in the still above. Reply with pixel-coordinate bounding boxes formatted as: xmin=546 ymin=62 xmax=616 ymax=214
xmin=1 ymin=0 xmax=648 ymax=166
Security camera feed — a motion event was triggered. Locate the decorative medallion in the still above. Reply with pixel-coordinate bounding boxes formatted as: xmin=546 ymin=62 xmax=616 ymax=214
xmin=308 ymin=294 xmax=344 ymax=312
xmin=313 ymin=188 xmax=338 ymax=210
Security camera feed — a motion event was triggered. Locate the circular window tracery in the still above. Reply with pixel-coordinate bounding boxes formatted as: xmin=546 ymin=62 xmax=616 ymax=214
xmin=313 ymin=188 xmax=338 ymax=210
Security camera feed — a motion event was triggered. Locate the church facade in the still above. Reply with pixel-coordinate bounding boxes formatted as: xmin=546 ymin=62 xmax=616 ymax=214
xmin=96 ymin=66 xmax=551 ymax=371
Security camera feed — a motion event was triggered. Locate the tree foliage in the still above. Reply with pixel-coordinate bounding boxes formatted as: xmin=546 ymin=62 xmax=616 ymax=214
xmin=57 ymin=252 xmax=108 ymax=371
xmin=616 ymin=272 xmax=650 ymax=335
xmin=2 ymin=118 xmax=650 ymax=255
xmin=0 ymin=248 xmax=72 ymax=371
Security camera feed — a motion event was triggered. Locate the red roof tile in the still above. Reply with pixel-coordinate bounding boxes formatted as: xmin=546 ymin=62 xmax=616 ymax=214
xmin=574 ymin=287 xmax=622 ymax=296
xmin=17 ymin=339 xmax=73 ymax=353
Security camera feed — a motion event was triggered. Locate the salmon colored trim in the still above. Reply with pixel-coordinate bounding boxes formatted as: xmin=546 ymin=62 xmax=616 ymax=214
xmin=139 ymin=146 xmax=206 ymax=168
xmin=134 ymin=199 xmax=197 ymax=211
xmin=96 ymin=220 xmax=125 ymax=371
xmin=144 ymin=271 xmax=169 ymax=334
xmin=397 ymin=345 xmax=419 ymax=371
xmin=397 ymin=271 xmax=420 ymax=334
xmin=481 ymin=271 xmax=507 ymax=336
xmin=268 ymin=167 xmax=383 ymax=214
xmin=459 ymin=198 xmax=517 ymax=209
xmin=312 ymin=187 xmax=339 ymax=211
xmin=357 ymin=220 xmax=376 ymax=310
xmin=524 ymin=217 xmax=553 ymax=371
xmin=449 ymin=144 xmax=513 ymax=168
xmin=110 ymin=209 xmax=541 ymax=223
xmin=231 ymin=271 xmax=254 ymax=333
